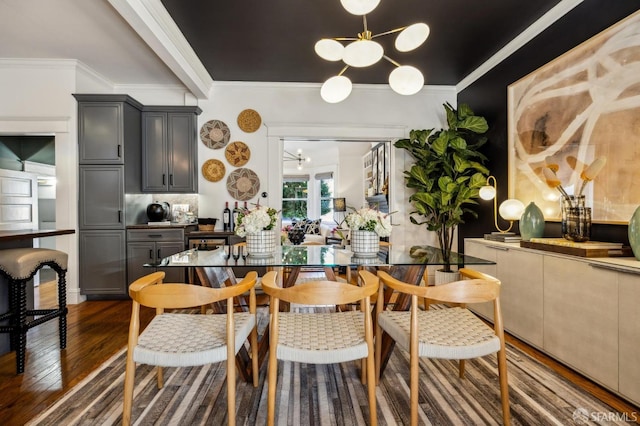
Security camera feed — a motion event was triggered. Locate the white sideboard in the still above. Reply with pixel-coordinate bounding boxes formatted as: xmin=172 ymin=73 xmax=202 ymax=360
xmin=465 ymin=238 xmax=640 ymax=407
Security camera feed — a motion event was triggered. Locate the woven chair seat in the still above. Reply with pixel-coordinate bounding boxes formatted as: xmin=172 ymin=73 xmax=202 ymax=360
xmin=134 ymin=312 xmax=256 ymax=367
xmin=378 ymin=307 xmax=500 ymax=360
xmin=276 ymin=311 xmax=367 ymax=364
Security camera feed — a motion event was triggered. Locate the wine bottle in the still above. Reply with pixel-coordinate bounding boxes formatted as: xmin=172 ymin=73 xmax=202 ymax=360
xmin=232 ymin=201 xmax=240 ymax=232
xmin=223 ymin=202 xmax=231 ymax=231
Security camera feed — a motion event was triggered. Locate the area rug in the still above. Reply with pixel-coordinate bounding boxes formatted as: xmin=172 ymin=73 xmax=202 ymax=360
xmin=27 ymin=337 xmax=628 ymax=425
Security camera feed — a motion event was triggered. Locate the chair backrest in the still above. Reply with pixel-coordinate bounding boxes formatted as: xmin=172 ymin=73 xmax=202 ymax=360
xmin=377 ymin=267 xmax=501 ymax=305
xmin=129 ymin=271 xmax=257 ymax=309
xmin=261 ymin=270 xmax=378 ymax=306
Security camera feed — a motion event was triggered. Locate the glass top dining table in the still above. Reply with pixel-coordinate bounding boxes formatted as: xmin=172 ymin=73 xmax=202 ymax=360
xmin=150 ymin=244 xmax=494 ymax=269
xmin=147 ymin=244 xmax=495 ymax=382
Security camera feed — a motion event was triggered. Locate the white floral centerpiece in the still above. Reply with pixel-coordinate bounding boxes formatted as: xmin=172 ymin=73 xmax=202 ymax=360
xmin=345 ymin=207 xmax=392 ymax=237
xmin=235 ymin=203 xmax=279 ymax=257
xmin=345 ymin=207 xmax=392 ymax=257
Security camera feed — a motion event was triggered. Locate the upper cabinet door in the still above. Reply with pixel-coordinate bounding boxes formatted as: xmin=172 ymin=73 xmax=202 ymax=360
xmin=141 ymin=112 xmax=169 ymax=192
xmin=141 ymin=107 xmax=200 ymax=193
xmin=78 ymin=102 xmax=124 ymax=164
xmin=167 ymin=112 xmax=197 ymax=193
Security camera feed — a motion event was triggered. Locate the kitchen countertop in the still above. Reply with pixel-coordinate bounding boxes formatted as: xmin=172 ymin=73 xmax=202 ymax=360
xmin=127 ymin=223 xmax=197 ymax=230
xmin=0 ymin=228 xmax=75 ymax=242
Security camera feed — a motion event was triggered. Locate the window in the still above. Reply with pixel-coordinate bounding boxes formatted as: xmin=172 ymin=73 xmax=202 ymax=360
xmin=317 ymin=172 xmax=334 ymax=219
xmin=282 ymin=175 xmax=309 ymax=219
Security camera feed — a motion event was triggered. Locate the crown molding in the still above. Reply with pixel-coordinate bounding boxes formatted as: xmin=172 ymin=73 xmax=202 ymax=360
xmin=456 ymin=0 xmax=583 ymax=92
xmin=108 ymin=0 xmax=214 ymax=99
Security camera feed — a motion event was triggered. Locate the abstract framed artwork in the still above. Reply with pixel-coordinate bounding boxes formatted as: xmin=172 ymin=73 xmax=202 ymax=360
xmin=508 ymin=10 xmax=640 ymax=223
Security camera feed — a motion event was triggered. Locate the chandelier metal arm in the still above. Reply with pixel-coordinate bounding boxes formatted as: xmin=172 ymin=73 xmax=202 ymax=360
xmin=337 ymin=65 xmax=350 ymax=76
xmin=383 ymin=55 xmax=401 ymax=67
xmin=371 ymin=26 xmax=408 ymax=38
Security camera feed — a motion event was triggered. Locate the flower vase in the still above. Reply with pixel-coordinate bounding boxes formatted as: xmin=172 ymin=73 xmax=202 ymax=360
xmin=520 ymin=202 xmax=545 ymax=241
xmin=350 ymin=230 xmax=380 ymax=258
xmin=561 ymin=195 xmax=591 ymax=242
xmin=245 ymin=230 xmax=276 ymax=257
xmin=628 ymin=206 xmax=640 ymax=260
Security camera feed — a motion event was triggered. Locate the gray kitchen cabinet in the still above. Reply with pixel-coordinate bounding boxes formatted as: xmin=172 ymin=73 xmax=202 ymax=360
xmin=75 ymin=95 xmax=143 ymax=165
xmin=78 ymin=165 xmax=124 ymax=229
xmin=79 ymin=230 xmax=127 ymax=297
xmin=127 ymin=228 xmax=186 ymax=283
xmin=142 ymin=106 xmax=202 ymax=193
xmin=75 ymin=94 xmax=142 ymax=298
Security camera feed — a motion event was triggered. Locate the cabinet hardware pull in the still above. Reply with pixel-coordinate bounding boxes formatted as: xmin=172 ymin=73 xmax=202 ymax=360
xmin=589 ymin=263 xmax=640 ymax=275
xmin=147 ymin=234 xmax=162 ymax=238
xmin=149 ymin=249 xmax=153 ymax=259
xmin=118 ymin=210 xmax=122 ymax=223
xmin=170 ymin=174 xmax=174 ymax=185
xmin=157 ymin=249 xmax=161 ymax=259
xmin=162 ymin=174 xmax=166 ymax=185
xmin=117 ymin=144 xmax=122 ymax=158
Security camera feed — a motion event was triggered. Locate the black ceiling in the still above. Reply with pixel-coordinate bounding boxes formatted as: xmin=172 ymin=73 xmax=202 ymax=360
xmin=161 ymin=0 xmax=562 ymax=86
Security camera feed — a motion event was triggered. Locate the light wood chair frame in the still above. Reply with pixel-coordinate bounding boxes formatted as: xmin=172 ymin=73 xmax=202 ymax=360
xmin=375 ymin=268 xmax=510 ymax=426
xmin=122 ymin=271 xmax=259 ymax=426
xmin=261 ymin=270 xmax=379 ymax=426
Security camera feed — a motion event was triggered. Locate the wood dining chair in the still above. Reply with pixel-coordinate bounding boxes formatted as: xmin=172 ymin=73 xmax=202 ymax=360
xmin=122 ymin=271 xmax=259 ymax=426
xmin=375 ymin=268 xmax=510 ymax=426
xmin=261 ymin=269 xmax=379 ymax=426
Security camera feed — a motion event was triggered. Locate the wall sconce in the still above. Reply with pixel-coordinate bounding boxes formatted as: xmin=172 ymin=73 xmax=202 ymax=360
xmin=479 ymin=176 xmax=525 ymax=233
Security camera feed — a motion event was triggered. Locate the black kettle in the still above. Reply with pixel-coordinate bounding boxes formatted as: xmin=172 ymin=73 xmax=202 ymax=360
xmin=147 ymin=202 xmax=170 ymax=222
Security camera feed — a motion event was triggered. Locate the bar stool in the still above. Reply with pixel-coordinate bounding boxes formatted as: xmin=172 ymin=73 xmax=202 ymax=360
xmin=0 ymin=248 xmax=68 ymax=374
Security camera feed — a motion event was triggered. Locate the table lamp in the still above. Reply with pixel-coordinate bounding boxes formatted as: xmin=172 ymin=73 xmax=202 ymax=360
xmin=479 ymin=176 xmax=525 ymax=234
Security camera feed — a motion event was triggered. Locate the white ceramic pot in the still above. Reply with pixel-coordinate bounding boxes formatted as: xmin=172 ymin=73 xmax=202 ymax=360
xmin=434 ymin=269 xmax=460 ymax=285
xmin=245 ymin=230 xmax=276 ymax=258
xmin=350 ymin=230 xmax=380 ymax=258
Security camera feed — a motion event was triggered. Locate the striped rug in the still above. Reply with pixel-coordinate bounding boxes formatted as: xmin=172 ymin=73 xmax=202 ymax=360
xmin=28 ymin=324 xmax=628 ymax=425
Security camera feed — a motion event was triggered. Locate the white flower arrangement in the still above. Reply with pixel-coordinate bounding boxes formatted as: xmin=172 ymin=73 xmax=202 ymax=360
xmin=235 ymin=204 xmax=279 ymax=237
xmin=344 ymin=207 xmax=392 ymax=238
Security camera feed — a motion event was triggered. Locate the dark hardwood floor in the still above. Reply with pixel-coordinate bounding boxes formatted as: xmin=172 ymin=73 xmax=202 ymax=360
xmin=0 ymin=280 xmax=637 ymax=425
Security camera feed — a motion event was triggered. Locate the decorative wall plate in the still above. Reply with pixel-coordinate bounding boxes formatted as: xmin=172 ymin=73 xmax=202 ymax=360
xmin=225 ymin=141 xmax=251 ymax=166
xmin=237 ymin=109 xmax=261 ymax=133
xmin=200 ymin=119 xmax=230 ymax=149
xmin=201 ymin=159 xmax=226 ymax=182
xmin=227 ymin=168 xmax=260 ymax=201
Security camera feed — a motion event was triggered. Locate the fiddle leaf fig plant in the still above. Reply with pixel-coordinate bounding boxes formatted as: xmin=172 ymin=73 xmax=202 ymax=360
xmin=395 ymin=103 xmax=490 ymax=271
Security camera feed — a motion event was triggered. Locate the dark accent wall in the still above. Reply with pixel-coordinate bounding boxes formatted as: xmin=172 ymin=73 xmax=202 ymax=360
xmin=458 ymin=0 xmax=638 ymax=249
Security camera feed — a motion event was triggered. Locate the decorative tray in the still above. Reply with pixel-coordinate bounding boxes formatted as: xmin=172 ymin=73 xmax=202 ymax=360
xmin=520 ymin=238 xmax=631 ymax=258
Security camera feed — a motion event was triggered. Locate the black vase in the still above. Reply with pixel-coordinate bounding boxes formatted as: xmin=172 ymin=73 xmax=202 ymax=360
xmin=287 ymin=228 xmax=306 ymax=245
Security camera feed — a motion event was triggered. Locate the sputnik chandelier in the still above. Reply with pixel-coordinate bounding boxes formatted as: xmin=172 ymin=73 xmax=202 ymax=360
xmin=283 ymin=149 xmax=311 ymax=170
xmin=315 ymin=0 xmax=430 ymax=103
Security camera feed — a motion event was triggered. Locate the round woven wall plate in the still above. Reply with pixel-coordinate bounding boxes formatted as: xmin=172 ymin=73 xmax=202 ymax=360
xmin=227 ymin=168 xmax=260 ymax=201
xmin=225 ymin=141 xmax=251 ymax=166
xmin=201 ymin=159 xmax=226 ymax=182
xmin=200 ymin=119 xmax=230 ymax=149
xmin=237 ymin=109 xmax=261 ymax=133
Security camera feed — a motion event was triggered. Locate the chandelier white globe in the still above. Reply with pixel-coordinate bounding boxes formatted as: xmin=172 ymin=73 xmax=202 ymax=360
xmin=340 ymin=0 xmax=380 ymax=15
xmin=389 ymin=65 xmax=424 ymax=95
xmin=395 ymin=23 xmax=431 ymax=52
xmin=314 ymin=39 xmax=344 ymax=61
xmin=320 ymin=75 xmax=353 ymax=103
xmin=343 ymin=39 xmax=384 ymax=67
